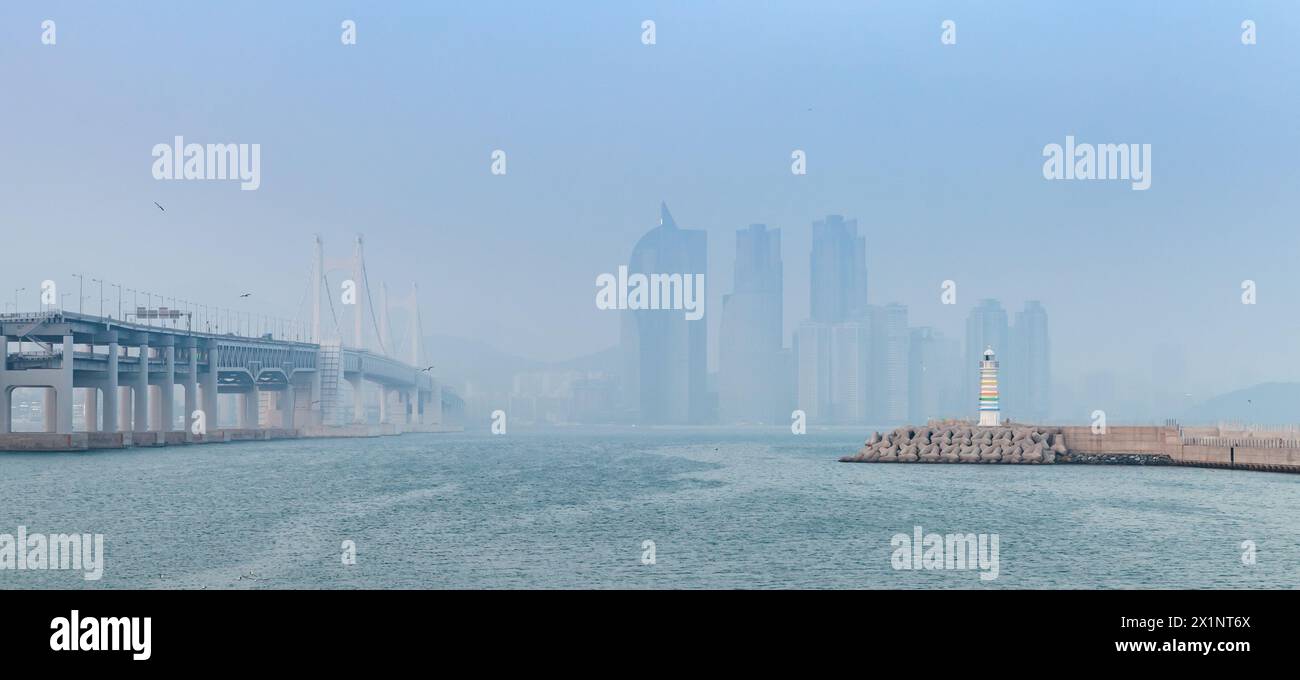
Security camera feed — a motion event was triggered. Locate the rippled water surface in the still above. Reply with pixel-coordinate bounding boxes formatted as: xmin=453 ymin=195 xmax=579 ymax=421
xmin=2 ymin=429 xmax=1297 ymax=589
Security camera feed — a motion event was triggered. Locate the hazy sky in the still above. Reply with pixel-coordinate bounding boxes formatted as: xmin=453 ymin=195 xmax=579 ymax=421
xmin=2 ymin=1 xmax=1298 ymax=401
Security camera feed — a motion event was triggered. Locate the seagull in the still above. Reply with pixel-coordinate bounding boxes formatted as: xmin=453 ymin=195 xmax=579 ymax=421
xmin=154 ymin=201 xmax=165 ymax=212
xmin=420 ymin=365 xmax=435 ymax=372
xmin=239 ymin=292 xmax=252 ymax=298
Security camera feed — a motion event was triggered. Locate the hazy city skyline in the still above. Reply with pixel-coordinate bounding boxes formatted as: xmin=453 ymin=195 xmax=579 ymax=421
xmin=4 ymin=2 xmax=1298 ymax=420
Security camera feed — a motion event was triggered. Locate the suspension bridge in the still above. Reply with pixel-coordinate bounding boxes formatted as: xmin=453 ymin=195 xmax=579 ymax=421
xmin=0 ymin=235 xmax=456 ymax=451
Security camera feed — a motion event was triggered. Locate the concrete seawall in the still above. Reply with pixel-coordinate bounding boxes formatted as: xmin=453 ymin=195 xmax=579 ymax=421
xmin=843 ymin=423 xmax=1300 ymax=474
xmin=1058 ymin=425 xmax=1300 ymax=473
xmin=0 ymin=424 xmax=462 ymax=453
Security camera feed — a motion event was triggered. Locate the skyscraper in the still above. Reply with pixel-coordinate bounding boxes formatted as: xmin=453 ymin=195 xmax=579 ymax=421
xmin=829 ymin=321 xmax=871 ymax=423
xmin=965 ymin=299 xmax=1009 ymax=414
xmin=908 ymin=326 xmax=962 ymax=423
xmin=720 ymin=224 xmax=784 ymax=423
xmin=796 ymin=215 xmax=877 ymax=425
xmin=809 ymin=215 xmax=868 ymax=323
xmin=1012 ymin=301 xmax=1050 ymax=422
xmin=871 ymin=303 xmax=909 ymax=423
xmin=794 ymin=321 xmax=832 ymax=422
xmin=620 ymin=202 xmax=709 ymax=424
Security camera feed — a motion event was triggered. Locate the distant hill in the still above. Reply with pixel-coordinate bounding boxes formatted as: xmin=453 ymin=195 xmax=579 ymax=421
xmin=1181 ymin=382 xmax=1300 ymax=425
xmin=424 ymin=335 xmax=618 ymax=394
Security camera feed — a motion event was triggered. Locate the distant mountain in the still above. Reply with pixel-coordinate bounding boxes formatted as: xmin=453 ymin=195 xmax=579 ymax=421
xmin=1181 ymin=382 xmax=1300 ymax=425
xmin=550 ymin=345 xmax=620 ymax=374
xmin=424 ymin=334 xmax=618 ymax=394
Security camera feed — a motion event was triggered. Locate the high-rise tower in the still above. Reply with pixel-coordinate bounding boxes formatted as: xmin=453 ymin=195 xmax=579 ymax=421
xmin=619 ymin=202 xmax=709 ymax=424
xmin=966 ymin=299 xmax=1009 ymax=412
xmin=978 ymin=346 xmax=1000 ymax=427
xmin=720 ymin=224 xmax=783 ymax=423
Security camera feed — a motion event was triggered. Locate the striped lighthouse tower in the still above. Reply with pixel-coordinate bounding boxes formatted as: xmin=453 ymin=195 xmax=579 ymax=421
xmin=977 ymin=346 xmax=1000 ymax=427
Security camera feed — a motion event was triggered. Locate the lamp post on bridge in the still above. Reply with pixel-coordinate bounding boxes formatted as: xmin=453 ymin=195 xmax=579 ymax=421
xmin=112 ymin=282 xmax=121 ymax=320
xmin=91 ymin=278 xmax=104 ymax=317
xmin=71 ymin=274 xmax=84 ymax=314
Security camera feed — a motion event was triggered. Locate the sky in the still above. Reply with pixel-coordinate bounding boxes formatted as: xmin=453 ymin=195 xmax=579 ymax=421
xmin=2 ymin=1 xmax=1298 ymax=407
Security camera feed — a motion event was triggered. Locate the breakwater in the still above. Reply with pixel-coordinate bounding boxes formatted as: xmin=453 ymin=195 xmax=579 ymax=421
xmin=840 ymin=424 xmax=1066 ymax=464
xmin=842 ymin=422 xmax=1300 ymax=473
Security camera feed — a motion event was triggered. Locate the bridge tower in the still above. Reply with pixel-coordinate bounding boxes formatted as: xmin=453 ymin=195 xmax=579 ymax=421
xmin=311 ymin=234 xmax=367 ymax=348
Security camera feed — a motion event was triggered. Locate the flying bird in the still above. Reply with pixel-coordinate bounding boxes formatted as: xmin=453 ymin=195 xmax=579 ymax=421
xmin=239 ymin=292 xmax=252 ymax=298
xmin=420 ymin=365 xmax=435 ymax=372
xmin=153 ymin=201 xmax=165 ymax=212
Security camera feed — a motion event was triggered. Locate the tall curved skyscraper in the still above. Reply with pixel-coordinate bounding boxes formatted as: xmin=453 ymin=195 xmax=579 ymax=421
xmin=620 ymin=203 xmax=709 ymax=424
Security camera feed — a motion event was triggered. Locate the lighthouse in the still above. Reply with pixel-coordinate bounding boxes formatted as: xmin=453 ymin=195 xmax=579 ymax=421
xmin=978 ymin=346 xmax=1000 ymax=427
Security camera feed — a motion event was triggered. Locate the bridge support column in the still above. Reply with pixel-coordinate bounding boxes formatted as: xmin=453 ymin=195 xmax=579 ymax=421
xmin=0 ymin=335 xmax=9 ymax=433
xmin=280 ymin=386 xmax=296 ymax=429
xmin=149 ymin=386 xmax=162 ymax=432
xmin=378 ymin=387 xmax=388 ymax=424
xmin=242 ymin=388 xmax=260 ymax=428
xmin=42 ymin=388 xmax=56 ymax=432
xmin=54 ymin=333 xmax=74 ymax=434
xmin=428 ymin=383 xmax=442 ymax=425
xmin=406 ymin=388 xmax=417 ymax=425
xmin=201 ymin=342 xmax=219 ymax=429
xmin=309 ymin=369 xmax=322 ymax=426
xmin=118 ymin=386 xmax=132 ymax=432
xmin=102 ymin=338 xmax=119 ymax=433
xmin=350 ymin=374 xmax=365 ymax=424
xmin=134 ymin=340 xmax=149 ymax=433
xmin=84 ymin=387 xmax=98 ymax=432
xmin=183 ymin=340 xmax=197 ymax=434
xmin=161 ymin=343 xmax=176 ymax=432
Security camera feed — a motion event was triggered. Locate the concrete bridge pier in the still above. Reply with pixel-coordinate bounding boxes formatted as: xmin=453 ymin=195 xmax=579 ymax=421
xmin=182 ymin=338 xmax=198 ymax=433
xmin=348 ymin=374 xmax=365 ymax=423
xmin=84 ymin=387 xmax=98 ymax=432
xmin=161 ymin=342 xmax=176 ymax=432
xmin=25 ymin=333 xmax=79 ymax=434
xmin=309 ymin=369 xmax=322 ymax=426
xmin=101 ymin=337 xmax=119 ymax=433
xmin=149 ymin=386 xmax=162 ymax=431
xmin=133 ymin=339 xmax=150 ymax=433
xmin=281 ymin=388 xmax=296 ymax=428
xmin=241 ymin=388 xmax=260 ymax=428
xmin=0 ymin=335 xmax=8 ymax=433
xmin=118 ymin=386 xmax=132 ymax=432
xmin=43 ymin=388 xmax=56 ymax=432
xmin=201 ymin=341 xmax=219 ymax=430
